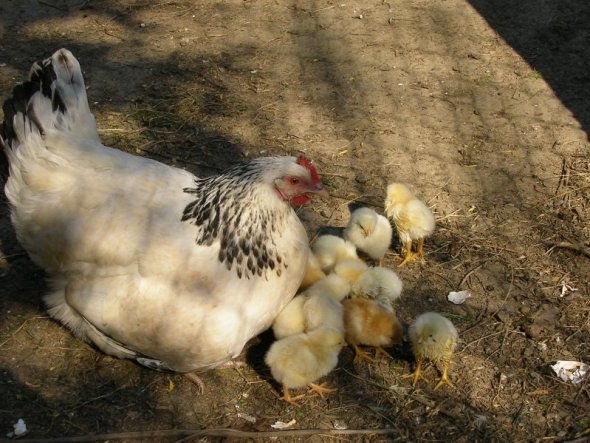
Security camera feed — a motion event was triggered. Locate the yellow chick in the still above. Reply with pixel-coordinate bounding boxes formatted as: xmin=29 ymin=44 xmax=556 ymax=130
xmin=384 ymin=182 xmax=435 ymax=266
xmin=351 ymin=267 xmax=403 ymax=308
xmin=311 ymin=234 xmax=358 ymax=272
xmin=300 ymin=252 xmax=326 ymax=290
xmin=305 ymin=273 xmax=351 ymax=302
xmin=303 ymin=290 xmax=344 ymax=334
xmin=265 ymin=327 xmax=345 ymax=404
xmin=272 ymin=294 xmax=306 ymax=339
xmin=343 ymin=207 xmax=393 ymax=266
xmin=273 ymin=274 xmax=349 ymax=345
xmin=333 ymin=258 xmax=369 ymax=286
xmin=406 ymin=312 xmax=458 ymax=390
xmin=342 ymin=298 xmax=404 ymax=363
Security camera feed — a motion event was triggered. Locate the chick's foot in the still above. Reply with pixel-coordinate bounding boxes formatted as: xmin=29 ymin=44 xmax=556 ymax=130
xmin=280 ymin=385 xmax=305 ymax=405
xmin=434 ymin=367 xmax=454 ymax=390
xmin=352 ymin=344 xmax=376 ymax=363
xmin=398 ymin=242 xmax=416 ymax=267
xmin=308 ymin=382 xmax=337 ymax=399
xmin=402 ymin=360 xmax=425 ymax=386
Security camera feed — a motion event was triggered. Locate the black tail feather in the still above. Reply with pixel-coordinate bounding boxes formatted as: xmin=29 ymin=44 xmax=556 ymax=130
xmin=1 ymin=54 xmax=62 ymax=182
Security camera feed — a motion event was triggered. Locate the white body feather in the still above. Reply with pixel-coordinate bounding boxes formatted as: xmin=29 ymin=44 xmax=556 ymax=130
xmin=3 ymin=49 xmax=310 ymax=372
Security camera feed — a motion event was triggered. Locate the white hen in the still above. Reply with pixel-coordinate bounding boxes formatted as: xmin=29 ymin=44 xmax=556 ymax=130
xmin=0 ymin=49 xmax=328 ymax=379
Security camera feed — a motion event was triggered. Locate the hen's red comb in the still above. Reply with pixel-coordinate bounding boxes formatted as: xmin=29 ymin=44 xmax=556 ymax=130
xmin=297 ymin=156 xmax=320 ymax=183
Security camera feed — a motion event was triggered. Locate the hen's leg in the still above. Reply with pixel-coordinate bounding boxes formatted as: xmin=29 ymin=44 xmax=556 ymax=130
xmin=184 ymin=372 xmax=205 ymax=394
xmin=398 ymin=241 xmax=415 ymax=267
xmin=308 ymin=382 xmax=337 ymax=398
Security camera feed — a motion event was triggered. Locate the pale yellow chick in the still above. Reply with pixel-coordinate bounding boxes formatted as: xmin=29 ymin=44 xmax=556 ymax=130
xmin=405 ymin=312 xmax=458 ymax=390
xmin=303 ymin=290 xmax=344 ymax=334
xmin=299 ymin=252 xmax=326 ymax=290
xmin=333 ymin=258 xmax=369 ymax=286
xmin=342 ymin=298 xmax=404 ymax=363
xmin=272 ymin=294 xmax=306 ymax=340
xmin=311 ymin=234 xmax=358 ymax=272
xmin=273 ymin=274 xmax=349 ymax=343
xmin=351 ymin=267 xmax=403 ymax=308
xmin=384 ymin=182 xmax=435 ymax=266
xmin=265 ymin=327 xmax=345 ymax=404
xmin=305 ymin=273 xmax=351 ymax=302
xmin=343 ymin=207 xmax=393 ymax=266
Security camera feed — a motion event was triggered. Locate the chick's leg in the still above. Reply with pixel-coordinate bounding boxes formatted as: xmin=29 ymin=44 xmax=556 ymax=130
xmin=434 ymin=364 xmax=454 ymax=390
xmin=308 ymin=382 xmax=337 ymax=399
xmin=374 ymin=346 xmax=392 ymax=360
xmin=417 ymin=238 xmax=425 ymax=257
xmin=352 ymin=344 xmax=375 ymax=363
xmin=398 ymin=241 xmax=415 ymax=267
xmin=281 ymin=385 xmax=305 ymax=405
xmin=402 ymin=357 xmax=425 ymax=386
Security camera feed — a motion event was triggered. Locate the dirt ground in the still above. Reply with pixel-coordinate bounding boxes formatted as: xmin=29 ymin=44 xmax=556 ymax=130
xmin=0 ymin=0 xmax=589 ymax=441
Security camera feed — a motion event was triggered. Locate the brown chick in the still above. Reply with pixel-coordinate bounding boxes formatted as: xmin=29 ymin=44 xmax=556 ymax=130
xmin=384 ymin=182 xmax=435 ymax=266
xmin=342 ymin=298 xmax=403 ymax=363
xmin=405 ymin=312 xmax=458 ymax=390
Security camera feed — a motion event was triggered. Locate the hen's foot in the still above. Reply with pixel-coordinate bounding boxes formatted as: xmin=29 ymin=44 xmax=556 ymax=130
xmin=184 ymin=372 xmax=205 ymax=394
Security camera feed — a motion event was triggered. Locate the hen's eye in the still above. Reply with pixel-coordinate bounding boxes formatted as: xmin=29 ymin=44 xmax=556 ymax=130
xmin=290 ymin=177 xmax=300 ymax=185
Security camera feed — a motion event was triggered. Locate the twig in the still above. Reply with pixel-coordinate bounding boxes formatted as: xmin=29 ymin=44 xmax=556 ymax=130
xmin=0 ymin=316 xmax=50 ymax=348
xmin=458 ymin=263 xmax=484 ymax=288
xmin=566 ymin=312 xmax=590 ymax=342
xmin=9 ymin=427 xmax=398 ymax=442
xmin=38 ymin=0 xmax=68 ymax=11
xmin=0 ymin=252 xmax=27 ymax=261
xmin=460 ymin=330 xmax=503 ymax=352
xmin=546 ymin=241 xmax=590 ymax=258
xmin=530 ymin=184 xmax=590 ymax=209
xmin=488 ymin=267 xmax=514 ymax=320
xmin=564 ymin=433 xmax=590 ymax=443
xmin=134 ymin=146 xmax=223 ymax=172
